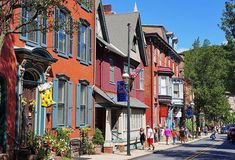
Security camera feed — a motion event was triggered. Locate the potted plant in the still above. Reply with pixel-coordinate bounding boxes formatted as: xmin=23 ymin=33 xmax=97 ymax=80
xmin=92 ymin=128 xmax=104 ymax=154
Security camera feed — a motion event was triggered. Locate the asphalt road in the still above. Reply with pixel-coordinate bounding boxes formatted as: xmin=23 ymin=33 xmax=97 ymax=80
xmin=133 ymin=134 xmax=235 ymax=160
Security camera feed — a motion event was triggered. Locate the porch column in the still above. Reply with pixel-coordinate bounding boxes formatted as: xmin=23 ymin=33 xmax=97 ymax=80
xmin=104 ymin=108 xmax=113 ymax=153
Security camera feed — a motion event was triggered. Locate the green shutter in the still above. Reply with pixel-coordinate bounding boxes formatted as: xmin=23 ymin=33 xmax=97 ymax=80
xmin=88 ymin=27 xmax=92 ymax=64
xmin=68 ymin=17 xmax=73 ymax=57
xmin=52 ymin=78 xmax=59 ymax=129
xmin=87 ymin=86 xmax=92 ymax=127
xmin=76 ymin=21 xmax=81 ymax=60
xmin=76 ymin=83 xmax=81 ymax=127
xmin=42 ymin=12 xmax=47 ymax=46
xmin=53 ymin=7 xmax=59 ymax=51
xmin=67 ymin=81 xmax=73 ymax=127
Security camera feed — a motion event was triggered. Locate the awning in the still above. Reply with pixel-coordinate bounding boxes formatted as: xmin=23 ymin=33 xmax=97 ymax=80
xmin=93 ymin=86 xmax=148 ymax=109
xmin=97 ymin=36 xmax=126 ymax=57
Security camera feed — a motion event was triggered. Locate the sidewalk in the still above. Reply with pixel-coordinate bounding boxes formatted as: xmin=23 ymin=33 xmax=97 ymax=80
xmin=78 ymin=135 xmax=210 ymax=160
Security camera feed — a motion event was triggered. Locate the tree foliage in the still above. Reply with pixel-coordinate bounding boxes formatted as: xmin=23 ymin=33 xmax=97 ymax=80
xmin=202 ymin=39 xmax=211 ymax=47
xmin=192 ymin=37 xmax=200 ymax=49
xmin=0 ymin=0 xmax=68 ymax=55
xmin=220 ymin=0 xmax=235 ymax=44
xmin=183 ymin=46 xmax=231 ymax=123
xmin=220 ymin=0 xmax=235 ymax=94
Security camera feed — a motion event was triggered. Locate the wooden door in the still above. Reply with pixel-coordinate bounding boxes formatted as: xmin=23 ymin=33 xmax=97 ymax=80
xmin=21 ymin=86 xmax=36 ymax=147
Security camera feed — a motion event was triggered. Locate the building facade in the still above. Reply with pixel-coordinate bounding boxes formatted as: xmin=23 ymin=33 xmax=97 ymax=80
xmin=143 ymin=25 xmax=183 ymax=129
xmin=12 ymin=0 xmax=95 ymax=155
xmin=94 ymin=2 xmax=148 ymax=153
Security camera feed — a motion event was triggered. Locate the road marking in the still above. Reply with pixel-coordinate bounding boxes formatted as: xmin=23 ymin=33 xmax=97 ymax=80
xmin=184 ymin=141 xmax=221 ymax=160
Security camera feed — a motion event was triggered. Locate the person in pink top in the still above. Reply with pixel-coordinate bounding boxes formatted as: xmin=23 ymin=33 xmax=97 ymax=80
xmin=164 ymin=126 xmax=171 ymax=145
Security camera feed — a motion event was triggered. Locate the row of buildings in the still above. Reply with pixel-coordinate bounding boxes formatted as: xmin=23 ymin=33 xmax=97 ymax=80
xmin=0 ymin=0 xmax=184 ymax=155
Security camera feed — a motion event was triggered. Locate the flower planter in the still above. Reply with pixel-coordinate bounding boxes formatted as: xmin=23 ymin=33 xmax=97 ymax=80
xmin=94 ymin=145 xmax=102 ymax=154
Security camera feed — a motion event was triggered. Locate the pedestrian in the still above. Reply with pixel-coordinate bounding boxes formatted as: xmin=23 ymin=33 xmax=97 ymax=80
xmin=171 ymin=128 xmax=178 ymax=145
xmin=154 ymin=127 xmax=159 ymax=143
xmin=158 ymin=126 xmax=161 ymax=142
xmin=164 ymin=126 xmax=171 ymax=145
xmin=146 ymin=125 xmax=155 ymax=150
xmin=179 ymin=127 xmax=186 ymax=144
xmin=139 ymin=128 xmax=146 ymax=150
xmin=203 ymin=126 xmax=208 ymax=136
xmin=184 ymin=127 xmax=188 ymax=142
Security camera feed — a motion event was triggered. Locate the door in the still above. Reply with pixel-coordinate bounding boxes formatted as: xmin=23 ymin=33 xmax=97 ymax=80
xmin=21 ymin=85 xmax=36 ymax=147
xmin=0 ymin=76 xmax=6 ymax=153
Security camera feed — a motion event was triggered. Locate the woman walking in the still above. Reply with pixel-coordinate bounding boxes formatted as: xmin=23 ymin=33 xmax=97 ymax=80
xmin=164 ymin=126 xmax=171 ymax=145
xmin=146 ymin=125 xmax=155 ymax=150
xmin=139 ymin=128 xmax=146 ymax=149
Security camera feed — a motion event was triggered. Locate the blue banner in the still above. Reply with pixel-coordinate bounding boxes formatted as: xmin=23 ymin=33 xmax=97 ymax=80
xmin=186 ymin=106 xmax=193 ymax=117
xmin=117 ymin=81 xmax=127 ymax=102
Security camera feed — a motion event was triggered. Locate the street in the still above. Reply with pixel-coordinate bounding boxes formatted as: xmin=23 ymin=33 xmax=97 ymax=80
xmin=133 ymin=134 xmax=235 ymax=160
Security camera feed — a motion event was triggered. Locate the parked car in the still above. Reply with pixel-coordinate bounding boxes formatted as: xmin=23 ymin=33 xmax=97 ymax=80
xmin=227 ymin=127 xmax=235 ymax=141
xmin=221 ymin=126 xmax=228 ymax=134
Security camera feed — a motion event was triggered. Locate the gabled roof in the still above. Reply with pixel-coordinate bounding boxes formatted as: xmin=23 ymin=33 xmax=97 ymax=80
xmin=96 ymin=0 xmax=109 ymax=42
xmin=105 ymin=12 xmax=148 ymax=66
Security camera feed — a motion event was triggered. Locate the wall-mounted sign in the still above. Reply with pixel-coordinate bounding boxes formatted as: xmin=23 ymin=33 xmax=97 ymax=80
xmin=117 ymin=81 xmax=127 ymax=102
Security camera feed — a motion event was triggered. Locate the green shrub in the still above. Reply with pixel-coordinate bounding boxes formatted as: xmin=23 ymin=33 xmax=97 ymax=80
xmin=92 ymin=128 xmax=104 ymax=145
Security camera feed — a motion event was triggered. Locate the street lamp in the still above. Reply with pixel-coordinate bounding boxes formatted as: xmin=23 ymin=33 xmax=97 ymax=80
xmin=122 ymin=23 xmax=131 ymax=156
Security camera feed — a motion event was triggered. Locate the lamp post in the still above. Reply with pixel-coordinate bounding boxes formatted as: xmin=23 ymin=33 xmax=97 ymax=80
xmin=121 ymin=23 xmax=131 ymax=156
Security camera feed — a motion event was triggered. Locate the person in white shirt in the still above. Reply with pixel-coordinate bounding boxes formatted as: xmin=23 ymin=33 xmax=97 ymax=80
xmin=146 ymin=125 xmax=155 ymax=150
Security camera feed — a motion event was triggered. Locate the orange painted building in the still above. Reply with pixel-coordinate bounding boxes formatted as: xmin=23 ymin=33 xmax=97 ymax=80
xmin=10 ymin=0 xmax=95 ymax=154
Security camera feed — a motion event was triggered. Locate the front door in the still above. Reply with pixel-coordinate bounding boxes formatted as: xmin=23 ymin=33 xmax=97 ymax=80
xmin=0 ymin=76 xmax=6 ymax=153
xmin=21 ymin=85 xmax=36 ymax=147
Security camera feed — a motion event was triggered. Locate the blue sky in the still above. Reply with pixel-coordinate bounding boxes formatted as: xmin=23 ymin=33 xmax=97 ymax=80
xmin=102 ymin=0 xmax=227 ymax=52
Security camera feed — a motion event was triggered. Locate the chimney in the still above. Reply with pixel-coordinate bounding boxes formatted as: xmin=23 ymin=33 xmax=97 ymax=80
xmin=103 ymin=4 xmax=113 ymax=14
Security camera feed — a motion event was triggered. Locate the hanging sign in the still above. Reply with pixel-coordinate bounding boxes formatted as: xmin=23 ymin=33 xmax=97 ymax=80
xmin=117 ymin=81 xmax=127 ymax=102
xmin=38 ymin=82 xmax=55 ymax=107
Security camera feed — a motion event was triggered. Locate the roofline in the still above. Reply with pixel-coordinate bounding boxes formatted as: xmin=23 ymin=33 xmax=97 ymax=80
xmin=145 ymin=32 xmax=183 ymax=61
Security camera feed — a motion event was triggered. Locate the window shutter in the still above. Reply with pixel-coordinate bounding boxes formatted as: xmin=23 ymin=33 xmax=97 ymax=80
xmin=87 ymin=86 xmax=92 ymax=127
xmin=76 ymin=83 xmax=81 ymax=127
xmin=76 ymin=21 xmax=81 ymax=60
xmin=67 ymin=81 xmax=73 ymax=127
xmin=53 ymin=7 xmax=59 ymax=51
xmin=68 ymin=17 xmax=73 ymax=57
xmin=88 ymin=27 xmax=92 ymax=64
xmin=52 ymin=78 xmax=59 ymax=129
xmin=20 ymin=3 xmax=27 ymax=40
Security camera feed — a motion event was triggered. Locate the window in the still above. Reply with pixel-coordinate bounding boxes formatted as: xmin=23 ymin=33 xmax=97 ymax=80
xmin=109 ymin=57 xmax=114 ymax=83
xmin=80 ymin=85 xmax=87 ymax=125
xmin=153 ymin=48 xmax=157 ymax=63
xmin=52 ymin=77 xmax=73 ymax=129
xmin=159 ymin=52 xmax=162 ymax=66
xmin=168 ymin=56 xmax=171 ymax=67
xmin=20 ymin=1 xmax=47 ymax=47
xmin=76 ymin=83 xmax=92 ymax=128
xmin=58 ymin=80 xmax=66 ymax=125
xmin=139 ymin=69 xmax=144 ymax=90
xmin=78 ymin=0 xmax=93 ymax=11
xmin=154 ymin=73 xmax=157 ymax=96
xmin=53 ymin=8 xmax=73 ymax=57
xmin=77 ymin=21 xmax=92 ymax=64
xmin=158 ymin=76 xmax=172 ymax=96
xmin=173 ymin=83 xmax=179 ymax=98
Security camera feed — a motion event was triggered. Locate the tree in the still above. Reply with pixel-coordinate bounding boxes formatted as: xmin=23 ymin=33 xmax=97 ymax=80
xmin=202 ymin=39 xmax=211 ymax=47
xmin=183 ymin=46 xmax=231 ymax=125
xmin=220 ymin=0 xmax=235 ymax=94
xmin=0 ymin=0 xmax=68 ymax=55
xmin=192 ymin=37 xmax=200 ymax=49
xmin=220 ymin=0 xmax=235 ymax=44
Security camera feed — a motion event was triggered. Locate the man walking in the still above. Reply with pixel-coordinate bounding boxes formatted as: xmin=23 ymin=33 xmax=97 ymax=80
xmin=146 ymin=125 xmax=155 ymax=150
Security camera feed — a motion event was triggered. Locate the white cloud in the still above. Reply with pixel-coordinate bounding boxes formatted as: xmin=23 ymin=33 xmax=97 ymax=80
xmin=176 ymin=48 xmax=190 ymax=53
